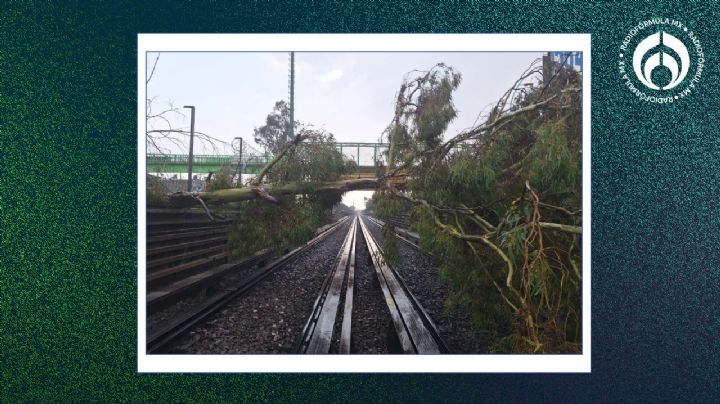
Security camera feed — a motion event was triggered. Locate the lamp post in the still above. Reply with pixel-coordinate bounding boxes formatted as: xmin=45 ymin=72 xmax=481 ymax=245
xmin=288 ymin=51 xmax=294 ymax=142
xmin=184 ymin=105 xmax=195 ymax=192
xmin=233 ymin=136 xmax=243 ymax=187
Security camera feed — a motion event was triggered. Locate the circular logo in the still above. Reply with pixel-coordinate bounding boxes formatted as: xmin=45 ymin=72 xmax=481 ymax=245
xmin=619 ymin=18 xmax=704 ymax=104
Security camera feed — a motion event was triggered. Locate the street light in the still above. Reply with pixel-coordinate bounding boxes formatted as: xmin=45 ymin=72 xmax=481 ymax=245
xmin=183 ymin=105 xmax=195 ymax=192
xmin=232 ymin=137 xmax=243 ymax=187
xmin=288 ymin=51 xmax=294 ymax=142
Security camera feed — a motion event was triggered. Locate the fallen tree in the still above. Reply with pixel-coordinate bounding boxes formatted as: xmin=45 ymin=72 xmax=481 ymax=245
xmin=151 ymin=99 xmax=363 ymax=263
xmin=165 ymin=121 xmax=370 ymax=206
xmin=168 ymin=178 xmax=380 ymax=207
xmin=372 ymin=58 xmax=583 ymax=353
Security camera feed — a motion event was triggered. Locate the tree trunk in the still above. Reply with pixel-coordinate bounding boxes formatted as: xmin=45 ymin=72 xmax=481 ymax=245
xmin=169 ymin=178 xmax=380 ymax=207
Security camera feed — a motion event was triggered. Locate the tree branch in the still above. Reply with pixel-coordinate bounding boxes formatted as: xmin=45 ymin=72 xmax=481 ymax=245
xmin=538 ymin=222 xmax=582 ymax=234
xmin=251 ymin=132 xmax=312 ymax=186
xmin=146 ymin=53 xmax=160 ymax=84
xmin=436 ymin=94 xmax=558 ymax=158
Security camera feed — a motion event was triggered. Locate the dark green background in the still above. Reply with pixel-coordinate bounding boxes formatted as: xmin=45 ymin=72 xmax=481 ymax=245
xmin=1 ymin=1 xmax=718 ymax=401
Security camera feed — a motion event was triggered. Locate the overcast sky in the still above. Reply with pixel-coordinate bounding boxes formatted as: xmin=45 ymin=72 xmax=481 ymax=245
xmin=145 ymin=51 xmax=543 ymax=156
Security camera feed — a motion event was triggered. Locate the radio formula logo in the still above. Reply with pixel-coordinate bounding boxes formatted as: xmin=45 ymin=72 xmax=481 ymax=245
xmin=619 ymin=18 xmax=704 ymax=104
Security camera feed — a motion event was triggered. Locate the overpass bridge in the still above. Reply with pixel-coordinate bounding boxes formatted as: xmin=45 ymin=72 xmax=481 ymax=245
xmin=147 ymin=142 xmax=389 ymax=175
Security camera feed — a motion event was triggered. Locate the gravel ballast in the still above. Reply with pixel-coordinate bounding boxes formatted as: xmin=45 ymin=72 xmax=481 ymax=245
xmin=164 ymin=213 xmax=485 ymax=354
xmin=364 ymin=215 xmax=488 ymax=353
xmin=171 ymin=218 xmax=353 ymax=354
xmin=349 ymin=226 xmax=400 ymax=354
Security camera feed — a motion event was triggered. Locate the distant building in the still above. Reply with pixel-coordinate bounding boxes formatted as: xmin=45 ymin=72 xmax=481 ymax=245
xmin=543 ymin=51 xmax=582 ymax=84
xmin=549 ymin=51 xmax=582 ymax=71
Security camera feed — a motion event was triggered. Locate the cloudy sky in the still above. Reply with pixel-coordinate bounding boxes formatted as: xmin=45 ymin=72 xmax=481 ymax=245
xmin=145 ymin=51 xmax=543 ymax=156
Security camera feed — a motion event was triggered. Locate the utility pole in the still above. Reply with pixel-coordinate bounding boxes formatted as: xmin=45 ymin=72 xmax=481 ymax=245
xmin=184 ymin=105 xmax=195 ymax=192
xmin=289 ymin=51 xmax=295 ymax=142
xmin=233 ymin=136 xmax=243 ymax=187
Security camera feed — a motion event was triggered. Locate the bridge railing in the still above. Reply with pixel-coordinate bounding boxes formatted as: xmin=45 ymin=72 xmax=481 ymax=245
xmin=148 ymin=142 xmax=391 ymax=167
xmin=147 ymin=141 xmax=472 ymax=173
xmin=147 ymin=154 xmax=271 ymax=166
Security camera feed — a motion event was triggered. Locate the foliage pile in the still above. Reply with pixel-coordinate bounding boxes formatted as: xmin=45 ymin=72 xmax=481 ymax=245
xmin=265 ymin=129 xmax=357 ymax=186
xmin=374 ymin=59 xmax=582 ymax=353
xmin=204 ymin=166 xmax=236 ymax=192
xmin=226 ymin=194 xmax=336 ymax=260
xmin=146 ymin=175 xmax=169 ymax=207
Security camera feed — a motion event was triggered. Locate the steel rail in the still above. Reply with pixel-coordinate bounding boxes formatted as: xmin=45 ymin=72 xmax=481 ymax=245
xmin=364 ymin=215 xmax=437 ymax=260
xmin=363 ymin=215 xmax=447 ymax=350
xmin=296 ymin=216 xmax=358 ymax=354
xmin=295 ymin=214 xmax=448 ymax=354
xmin=358 ymin=215 xmax=449 ymax=354
xmin=365 ymin=215 xmax=418 ymax=243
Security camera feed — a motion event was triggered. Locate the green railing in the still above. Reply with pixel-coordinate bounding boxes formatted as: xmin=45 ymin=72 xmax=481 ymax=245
xmin=146 ymin=154 xmax=270 ymax=174
xmin=147 ymin=154 xmax=271 ymax=166
xmin=144 ymin=141 xmax=478 ymax=175
xmin=147 ymin=142 xmax=390 ymax=174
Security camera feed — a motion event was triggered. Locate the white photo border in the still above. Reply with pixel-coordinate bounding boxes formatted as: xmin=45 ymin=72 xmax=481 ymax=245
xmin=137 ymin=33 xmax=591 ymax=373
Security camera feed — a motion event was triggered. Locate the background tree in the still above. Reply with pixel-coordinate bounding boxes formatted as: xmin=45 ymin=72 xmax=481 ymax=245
xmin=145 ymin=53 xmax=224 ymax=155
xmin=252 ymin=100 xmax=294 ymax=155
xmin=268 ymin=127 xmax=357 ymax=184
xmin=247 ymin=101 xmax=358 ymax=188
xmin=216 ymin=101 xmax=358 ymax=261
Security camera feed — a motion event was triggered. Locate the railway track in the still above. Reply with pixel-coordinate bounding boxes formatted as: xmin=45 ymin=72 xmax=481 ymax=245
xmin=146 ymin=208 xmax=233 ymax=314
xmin=147 ymin=215 xmax=351 ymax=353
xmin=363 ymin=214 xmax=487 ymax=353
xmin=296 ymin=215 xmax=448 ymax=354
xmin=364 ymin=215 xmax=422 ymax=248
